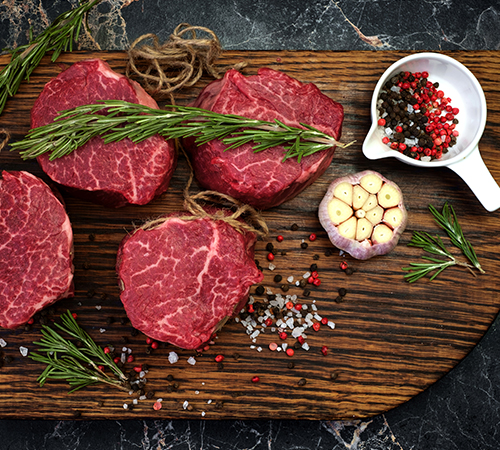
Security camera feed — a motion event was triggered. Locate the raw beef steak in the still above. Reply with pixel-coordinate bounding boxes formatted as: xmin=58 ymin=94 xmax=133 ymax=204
xmin=31 ymin=59 xmax=176 ymax=208
xmin=183 ymin=68 xmax=344 ymax=210
xmin=0 ymin=171 xmax=74 ymax=329
xmin=116 ymin=212 xmax=263 ymax=349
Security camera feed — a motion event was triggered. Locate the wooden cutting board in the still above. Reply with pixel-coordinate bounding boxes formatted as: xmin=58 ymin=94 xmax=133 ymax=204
xmin=0 ymin=50 xmax=499 ymax=420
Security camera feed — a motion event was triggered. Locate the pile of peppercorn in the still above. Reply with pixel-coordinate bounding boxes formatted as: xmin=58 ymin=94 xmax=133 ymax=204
xmin=377 ymin=70 xmax=459 ymax=161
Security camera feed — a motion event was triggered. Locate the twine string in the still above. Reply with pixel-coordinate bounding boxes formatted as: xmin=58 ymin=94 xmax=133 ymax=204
xmin=0 ymin=129 xmax=10 ymax=151
xmin=126 ymin=23 xmax=247 ymax=101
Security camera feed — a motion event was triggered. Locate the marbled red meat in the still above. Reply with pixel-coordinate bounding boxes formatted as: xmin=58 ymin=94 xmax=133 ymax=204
xmin=31 ymin=59 xmax=177 ymax=208
xmin=0 ymin=171 xmax=74 ymax=329
xmin=184 ymin=68 xmax=344 ymax=210
xmin=116 ymin=212 xmax=262 ymax=349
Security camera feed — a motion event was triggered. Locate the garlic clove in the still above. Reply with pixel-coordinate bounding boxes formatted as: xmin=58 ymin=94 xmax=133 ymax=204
xmin=378 ymin=183 xmax=401 ymax=208
xmin=365 ymin=205 xmax=384 ymax=226
xmin=333 ymin=182 xmax=353 ymax=206
xmin=352 ymin=185 xmax=369 ymax=210
xmin=356 ymin=217 xmax=373 ymax=241
xmin=361 ymin=194 xmax=378 ymax=212
xmin=327 ymin=198 xmax=353 ymax=225
xmin=383 ymin=207 xmax=404 ymax=229
xmin=371 ymin=224 xmax=394 ymax=244
xmin=360 ymin=173 xmax=383 ymax=194
xmin=337 ymin=216 xmax=357 ymax=239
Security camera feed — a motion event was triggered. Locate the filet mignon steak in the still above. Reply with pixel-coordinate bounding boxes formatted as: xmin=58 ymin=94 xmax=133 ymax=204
xmin=0 ymin=171 xmax=74 ymax=329
xmin=116 ymin=212 xmax=263 ymax=349
xmin=31 ymin=59 xmax=177 ymax=208
xmin=183 ymin=68 xmax=344 ymax=210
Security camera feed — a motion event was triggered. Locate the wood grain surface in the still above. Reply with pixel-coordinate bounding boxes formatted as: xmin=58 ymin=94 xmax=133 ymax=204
xmin=0 ymin=50 xmax=499 ymax=420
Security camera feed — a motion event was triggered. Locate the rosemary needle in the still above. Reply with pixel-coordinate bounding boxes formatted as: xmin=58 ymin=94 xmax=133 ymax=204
xmin=30 ymin=310 xmax=129 ymax=393
xmin=0 ymin=0 xmax=101 ymax=116
xmin=10 ymin=100 xmax=352 ymax=162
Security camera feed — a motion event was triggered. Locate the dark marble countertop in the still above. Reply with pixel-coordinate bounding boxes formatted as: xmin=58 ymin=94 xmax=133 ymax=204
xmin=1 ymin=1 xmax=499 ymax=449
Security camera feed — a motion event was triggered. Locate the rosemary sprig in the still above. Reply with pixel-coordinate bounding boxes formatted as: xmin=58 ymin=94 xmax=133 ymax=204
xmin=0 ymin=0 xmax=101 ymax=116
xmin=402 ymin=202 xmax=484 ymax=283
xmin=429 ymin=203 xmax=484 ymax=274
xmin=29 ymin=310 xmax=129 ymax=393
xmin=10 ymin=100 xmax=351 ymax=162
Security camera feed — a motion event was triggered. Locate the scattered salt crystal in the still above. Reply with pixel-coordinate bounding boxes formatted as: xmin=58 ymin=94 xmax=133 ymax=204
xmin=201 ymin=411 xmax=206 ymax=417
xmin=139 ymin=395 xmax=147 ymax=400
xmin=195 ymin=390 xmax=200 ymax=395
xmin=276 ymin=319 xmax=283 ymax=327
xmin=314 ymin=313 xmax=322 ymax=321
xmin=291 ymin=294 xmax=297 ymax=301
xmin=302 ymin=342 xmax=310 ymax=351
xmin=248 ymin=296 xmax=255 ymax=304
xmin=282 ymin=343 xmax=288 ymax=351
xmin=328 ymin=321 xmax=336 ymax=329
xmin=295 ymin=281 xmax=300 ymax=286
xmin=311 ymin=304 xmax=318 ymax=311
xmin=292 ymin=327 xmax=304 ymax=338
xmin=183 ymin=401 xmax=190 ymax=410
xmin=133 ymin=399 xmax=138 ymax=405
xmin=207 ymin=399 xmax=213 ymax=404
xmin=277 ymin=347 xmax=282 ymax=352
xmin=168 ymin=352 xmax=179 ymax=364
xmin=421 ymin=156 xmax=431 ymax=162
xmin=250 ymin=330 xmax=260 ymax=339
xmin=123 ymin=403 xmax=129 ymax=409
xmin=234 ymin=317 xmax=240 ymax=323
xmin=303 ymin=271 xmax=311 ymax=279
xmin=268 ymin=263 xmax=276 ymax=271
xmin=157 ymin=398 xmax=163 ymax=402
xmin=286 ymin=317 xmax=294 ymax=329
xmin=266 ymin=287 xmax=273 ymax=295
xmin=99 ymin=328 xmax=106 ymax=333
xmin=19 ymin=346 xmax=28 ymax=357
xmin=305 ymin=313 xmax=313 ymax=321
xmin=95 ymin=305 xmax=101 ymax=310
xmin=302 ymin=304 xmax=308 ymax=311
xmin=0 ymin=338 xmax=6 ymax=347
xmin=257 ymin=346 xmax=263 ymax=352
xmin=139 ymin=371 xmax=146 ymax=378
xmin=287 ymin=275 xmax=294 ymax=283
xmin=187 ymin=356 xmax=196 ymax=365
xmin=250 ymin=345 xmax=256 ymax=349
xmin=121 ymin=353 xmax=126 ymax=364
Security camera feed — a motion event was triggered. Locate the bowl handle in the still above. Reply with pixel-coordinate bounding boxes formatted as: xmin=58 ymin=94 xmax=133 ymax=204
xmin=447 ymin=147 xmax=500 ymax=212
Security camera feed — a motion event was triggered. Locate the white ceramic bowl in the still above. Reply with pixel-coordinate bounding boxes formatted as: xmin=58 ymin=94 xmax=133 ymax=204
xmin=362 ymin=52 xmax=500 ymax=212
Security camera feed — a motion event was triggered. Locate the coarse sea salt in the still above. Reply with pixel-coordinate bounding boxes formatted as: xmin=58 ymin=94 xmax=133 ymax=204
xmin=183 ymin=400 xmax=189 ymax=410
xmin=168 ymin=352 xmax=179 ymax=364
xmin=187 ymin=356 xmax=196 ymax=365
xmin=19 ymin=346 xmax=28 ymax=357
xmin=0 ymin=338 xmax=6 ymax=347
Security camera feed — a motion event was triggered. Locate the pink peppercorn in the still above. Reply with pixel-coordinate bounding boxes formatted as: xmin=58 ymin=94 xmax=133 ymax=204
xmin=251 ymin=376 xmax=260 ymax=383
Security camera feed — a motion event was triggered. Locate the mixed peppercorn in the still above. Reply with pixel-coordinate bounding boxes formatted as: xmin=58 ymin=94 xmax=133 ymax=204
xmin=377 ymin=70 xmax=459 ymax=161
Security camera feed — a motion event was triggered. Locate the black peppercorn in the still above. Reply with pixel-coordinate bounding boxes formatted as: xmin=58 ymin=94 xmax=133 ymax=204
xmin=273 ymin=274 xmax=282 ymax=283
xmin=338 ymin=288 xmax=347 ymax=297
xmin=255 ymin=285 xmax=265 ymax=295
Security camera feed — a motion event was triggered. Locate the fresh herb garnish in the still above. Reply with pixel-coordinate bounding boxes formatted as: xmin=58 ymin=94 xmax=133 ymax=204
xmin=402 ymin=203 xmax=484 ymax=283
xmin=10 ymin=100 xmax=351 ymax=162
xmin=30 ymin=310 xmax=129 ymax=393
xmin=0 ymin=0 xmax=101 ymax=116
